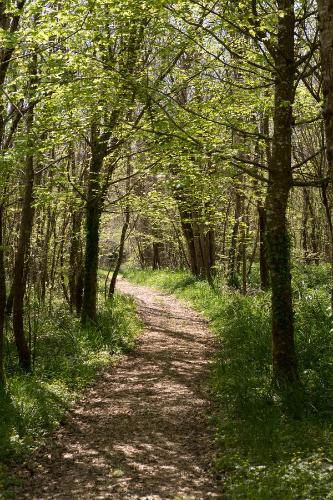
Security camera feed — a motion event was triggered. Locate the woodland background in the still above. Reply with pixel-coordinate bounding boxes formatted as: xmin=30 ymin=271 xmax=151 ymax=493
xmin=1 ymin=0 xmax=333 ymax=497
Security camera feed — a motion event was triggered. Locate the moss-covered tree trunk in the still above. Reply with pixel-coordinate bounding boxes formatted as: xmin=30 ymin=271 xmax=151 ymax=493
xmin=12 ymin=52 xmax=37 ymax=372
xmin=0 ymin=0 xmax=26 ymax=384
xmin=318 ymin=0 xmax=333 ymax=308
xmin=12 ymin=119 xmax=34 ymax=373
xmin=0 ymin=206 xmax=6 ymax=388
xmin=81 ymin=141 xmax=105 ymax=325
xmin=318 ymin=0 xmax=333 ymax=179
xmin=265 ymin=0 xmax=298 ymax=385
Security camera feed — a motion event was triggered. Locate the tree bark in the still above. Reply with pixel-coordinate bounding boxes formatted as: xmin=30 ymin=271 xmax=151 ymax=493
xmin=81 ymin=105 xmax=121 ymax=324
xmin=12 ymin=118 xmax=34 ymax=372
xmin=265 ymin=0 xmax=298 ymax=385
xmin=240 ymin=206 xmax=247 ymax=295
xmin=39 ymin=209 xmax=53 ymax=303
xmin=318 ymin=0 xmax=333 ymax=180
xmin=258 ymin=204 xmax=270 ymax=290
xmin=321 ymin=182 xmax=333 ymax=310
xmin=81 ymin=137 xmax=106 ymax=325
xmin=266 ymin=0 xmax=298 ymax=386
xmin=228 ymin=190 xmax=242 ymax=288
xmin=108 ymin=211 xmax=130 ymax=298
xmin=0 ymin=206 xmax=6 ymax=388
xmin=152 ymin=241 xmax=162 ymax=270
xmin=12 ymin=51 xmax=38 ymax=372
xmin=301 ymin=188 xmax=310 ymax=263
xmin=177 ymin=202 xmax=216 ymax=282
xmin=69 ymin=211 xmax=83 ymax=314
xmin=318 ymin=0 xmax=333 ymax=306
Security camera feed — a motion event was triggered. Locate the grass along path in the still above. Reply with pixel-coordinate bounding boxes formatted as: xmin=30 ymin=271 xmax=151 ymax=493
xmin=13 ymin=277 xmax=220 ymax=499
xmin=0 ymin=291 xmax=140 ymax=497
xmin=123 ymin=267 xmax=333 ymax=499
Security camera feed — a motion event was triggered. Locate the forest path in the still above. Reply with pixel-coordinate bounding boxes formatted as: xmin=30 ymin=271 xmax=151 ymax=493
xmin=18 ymin=277 xmax=220 ymax=499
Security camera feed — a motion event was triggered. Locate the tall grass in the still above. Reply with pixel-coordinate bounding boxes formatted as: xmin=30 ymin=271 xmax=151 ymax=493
xmin=123 ymin=265 xmax=333 ymax=499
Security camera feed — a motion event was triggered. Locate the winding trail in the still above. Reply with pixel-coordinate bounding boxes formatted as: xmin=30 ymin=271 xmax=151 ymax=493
xmin=18 ymin=278 xmax=220 ymax=499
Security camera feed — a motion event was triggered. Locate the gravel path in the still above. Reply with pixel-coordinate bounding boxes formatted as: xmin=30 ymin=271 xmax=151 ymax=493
xmin=17 ymin=278 xmax=220 ymax=499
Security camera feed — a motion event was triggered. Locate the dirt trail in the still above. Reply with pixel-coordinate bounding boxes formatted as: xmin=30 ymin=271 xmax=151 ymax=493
xmin=17 ymin=278 xmax=220 ymax=499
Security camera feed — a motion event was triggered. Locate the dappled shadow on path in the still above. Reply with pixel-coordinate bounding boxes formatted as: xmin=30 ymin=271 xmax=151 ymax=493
xmin=17 ymin=278 xmax=220 ymax=499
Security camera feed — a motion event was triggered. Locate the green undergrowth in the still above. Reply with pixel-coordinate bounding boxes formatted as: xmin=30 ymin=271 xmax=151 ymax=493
xmin=0 ymin=290 xmax=141 ymax=494
xmin=123 ymin=266 xmax=333 ymax=499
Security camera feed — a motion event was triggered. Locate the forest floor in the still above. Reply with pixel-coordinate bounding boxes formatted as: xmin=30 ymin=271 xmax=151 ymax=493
xmin=12 ymin=277 xmax=220 ymax=500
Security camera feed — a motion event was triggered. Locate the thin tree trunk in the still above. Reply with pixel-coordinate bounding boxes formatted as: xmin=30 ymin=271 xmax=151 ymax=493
xmin=0 ymin=206 xmax=6 ymax=388
xmin=136 ymin=237 xmax=145 ymax=269
xmin=302 ymin=188 xmax=310 ymax=263
xmin=152 ymin=241 xmax=162 ymax=270
xmin=39 ymin=209 xmax=53 ymax=303
xmin=48 ymin=219 xmax=59 ymax=312
xmin=307 ymin=194 xmax=319 ymax=264
xmin=240 ymin=210 xmax=247 ymax=295
xmin=222 ymin=195 xmax=232 ymax=260
xmin=109 ymin=211 xmax=130 ymax=298
xmin=109 ymin=157 xmax=132 ymax=297
xmin=69 ymin=211 xmax=83 ymax=314
xmin=179 ymin=207 xmax=198 ymax=276
xmin=321 ymin=183 xmax=333 ymax=310
xmin=247 ymin=223 xmax=259 ymax=280
xmin=59 ymin=218 xmax=70 ymax=305
xmin=258 ymin=204 xmax=270 ymax=290
xmin=228 ymin=190 xmax=242 ymax=288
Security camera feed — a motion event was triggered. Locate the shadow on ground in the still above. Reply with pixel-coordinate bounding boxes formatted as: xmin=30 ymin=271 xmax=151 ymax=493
xmin=13 ymin=279 xmax=220 ymax=500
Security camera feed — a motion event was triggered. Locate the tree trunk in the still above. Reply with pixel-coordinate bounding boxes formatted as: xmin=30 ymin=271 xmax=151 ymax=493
xmin=0 ymin=206 xmax=6 ymax=388
xmin=258 ymin=204 xmax=270 ymax=290
xmin=109 ymin=211 xmax=130 ymax=298
xmin=265 ymin=0 xmax=298 ymax=385
xmin=69 ymin=211 xmax=83 ymax=313
xmin=178 ymin=207 xmax=198 ymax=276
xmin=59 ymin=218 xmax=70 ymax=305
xmin=177 ymin=201 xmax=216 ymax=282
xmin=321 ymin=183 xmax=333 ymax=310
xmin=228 ymin=190 xmax=242 ymax=288
xmin=222 ymin=196 xmax=231 ymax=256
xmin=39 ymin=209 xmax=53 ymax=303
xmin=81 ymin=197 xmax=101 ymax=324
xmin=152 ymin=241 xmax=162 ymax=270
xmin=318 ymin=0 xmax=333 ymax=304
xmin=81 ymin=142 xmax=105 ymax=325
xmin=318 ymin=0 xmax=333 ymax=181
xmin=302 ymin=188 xmax=310 ymax=263
xmin=12 ymin=122 xmax=34 ymax=373
xmin=240 ymin=211 xmax=247 ymax=295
